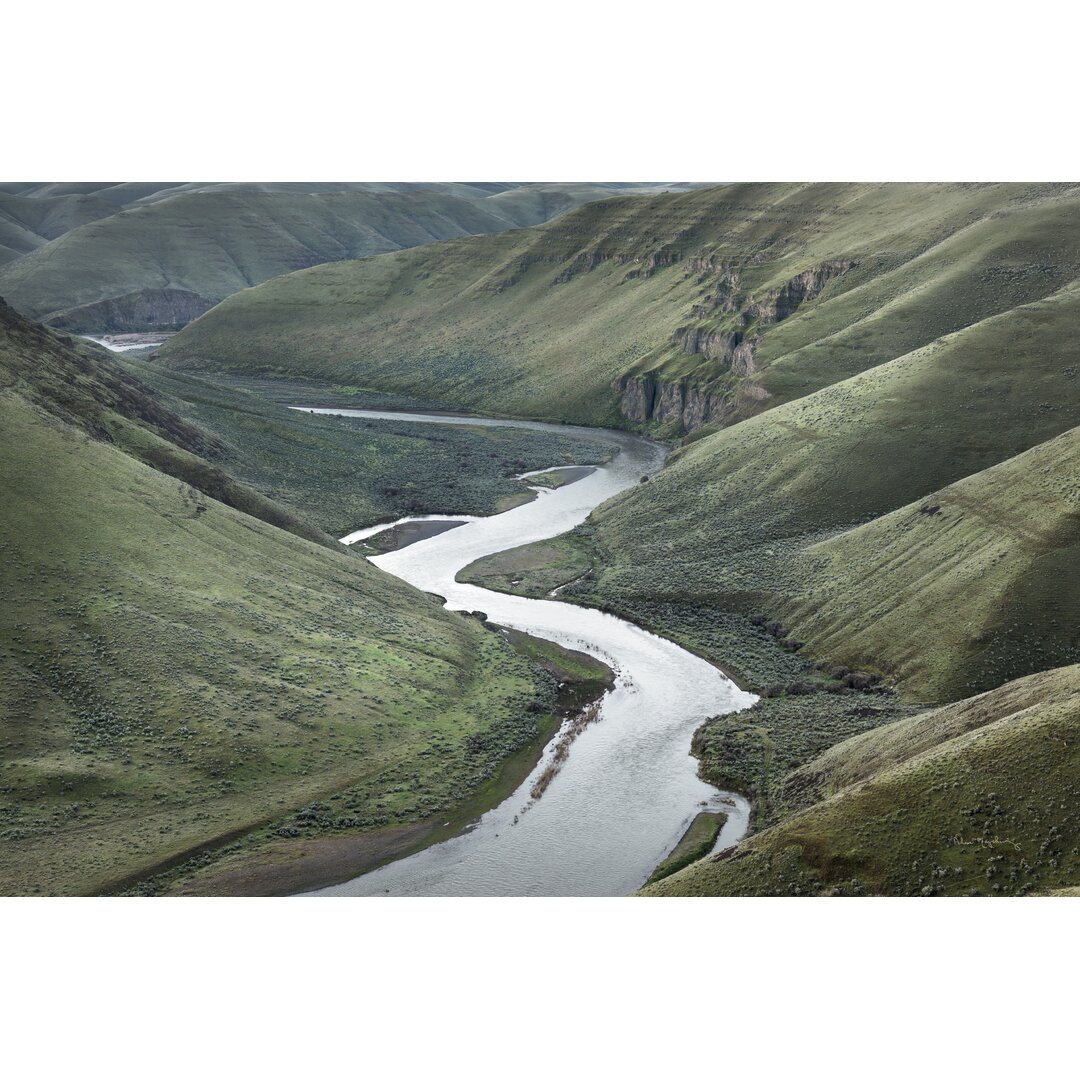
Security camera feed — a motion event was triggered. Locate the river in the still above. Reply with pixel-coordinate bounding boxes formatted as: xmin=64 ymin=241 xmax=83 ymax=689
xmin=292 ymin=407 xmax=757 ymax=895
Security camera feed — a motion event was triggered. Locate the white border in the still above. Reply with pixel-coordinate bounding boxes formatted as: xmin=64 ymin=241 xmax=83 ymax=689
xmin=4 ymin=0 xmax=1079 ymax=1070
xmin=6 ymin=1 xmax=1079 ymax=179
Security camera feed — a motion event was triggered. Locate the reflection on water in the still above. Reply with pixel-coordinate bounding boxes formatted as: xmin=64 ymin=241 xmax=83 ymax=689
xmin=295 ymin=408 xmax=756 ymax=896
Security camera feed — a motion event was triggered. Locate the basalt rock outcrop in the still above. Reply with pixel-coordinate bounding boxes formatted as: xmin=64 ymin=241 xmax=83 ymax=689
xmin=612 ymin=373 xmax=730 ymax=429
xmin=674 ymin=259 xmax=857 ymax=370
xmin=48 ymin=288 xmax=215 ymax=333
xmin=614 ymin=259 xmax=856 ymax=431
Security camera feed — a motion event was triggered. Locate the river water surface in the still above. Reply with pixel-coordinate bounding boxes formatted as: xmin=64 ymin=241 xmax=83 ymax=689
xmin=294 ymin=407 xmax=756 ymax=896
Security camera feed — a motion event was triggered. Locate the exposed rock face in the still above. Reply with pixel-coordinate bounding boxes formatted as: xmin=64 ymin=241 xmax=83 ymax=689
xmin=614 ymin=260 xmax=855 ymax=431
xmin=613 ymin=373 xmax=730 ymax=429
xmin=48 ymin=289 xmax=216 ymax=333
xmin=672 ymin=327 xmax=758 ymax=375
xmin=674 ymin=259 xmax=857 ymax=371
xmin=754 ymin=260 xmax=857 ymax=323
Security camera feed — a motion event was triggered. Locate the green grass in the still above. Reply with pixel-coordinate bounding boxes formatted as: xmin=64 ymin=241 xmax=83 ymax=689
xmin=494 ymin=626 xmax=614 ymax=710
xmin=459 ymin=531 xmax=595 ymax=599
xmin=774 ymin=426 xmax=1080 ymax=702
xmin=122 ymin=625 xmax=613 ymax=896
xmin=0 ymin=183 xmax=680 ymax=332
xmin=0 ymin=303 xmax=579 ymax=895
xmin=644 ymin=811 xmax=728 ymax=885
xmin=691 ymin=693 xmax=919 ymax=831
xmin=643 ymin=664 xmax=1080 ymax=895
xmin=160 ymin=183 xmax=1080 ymax=428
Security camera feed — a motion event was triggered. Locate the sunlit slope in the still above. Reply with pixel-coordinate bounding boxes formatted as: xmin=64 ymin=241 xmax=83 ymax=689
xmin=586 ymin=284 xmax=1080 ymax=698
xmin=160 ymin=183 xmax=1080 ymax=427
xmin=642 ymin=665 xmax=1080 ymax=896
xmin=0 ymin=309 xmax=545 ymax=895
xmin=0 ymin=182 xmax=667 ymax=332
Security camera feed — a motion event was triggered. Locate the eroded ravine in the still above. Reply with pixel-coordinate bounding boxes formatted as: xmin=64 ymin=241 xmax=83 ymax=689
xmin=293 ymin=407 xmax=756 ymax=896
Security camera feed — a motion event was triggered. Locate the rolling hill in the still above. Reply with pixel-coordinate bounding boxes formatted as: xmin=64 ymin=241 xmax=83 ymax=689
xmin=579 ymin=288 xmax=1080 ymax=700
xmin=0 ymin=182 xmax=688 ymax=332
xmin=0 ymin=183 xmax=187 ymax=265
xmin=459 ymin=279 xmax=1080 ymax=710
xmin=641 ymin=664 xmax=1080 ymax=896
xmin=0 ymin=300 xmax=578 ymax=895
xmin=8 ymin=180 xmax=1080 ymax=897
xmin=160 ymin=182 xmax=1080 ymax=428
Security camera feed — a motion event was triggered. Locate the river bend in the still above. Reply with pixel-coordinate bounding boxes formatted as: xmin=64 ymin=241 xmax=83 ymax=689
xmin=293 ymin=407 xmax=756 ymax=896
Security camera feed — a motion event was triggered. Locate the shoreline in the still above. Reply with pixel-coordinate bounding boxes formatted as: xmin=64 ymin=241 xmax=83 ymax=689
xmin=136 ymin=403 xmax=725 ymax=895
xmin=153 ymin=631 xmax=615 ymax=896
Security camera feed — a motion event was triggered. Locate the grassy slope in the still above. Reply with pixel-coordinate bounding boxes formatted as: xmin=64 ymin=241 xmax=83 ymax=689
xmin=159 ymin=182 xmax=1080 ymax=426
xmin=583 ymin=284 xmax=1080 ymax=699
xmin=777 ymin=427 xmax=1080 ymax=703
xmin=18 ymin=183 xmax=1079 ymax=895
xmin=0 ymin=308 xmax=555 ymax=895
xmin=0 ymin=183 xmax=674 ymax=331
xmin=0 ymin=189 xmax=138 ymax=265
xmin=467 ymin=285 xmax=1080 ymax=703
xmin=643 ymin=665 xmax=1080 ymax=896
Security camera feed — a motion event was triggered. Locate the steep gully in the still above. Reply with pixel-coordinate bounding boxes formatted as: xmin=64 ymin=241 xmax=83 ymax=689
xmin=291 ymin=407 xmax=756 ymax=896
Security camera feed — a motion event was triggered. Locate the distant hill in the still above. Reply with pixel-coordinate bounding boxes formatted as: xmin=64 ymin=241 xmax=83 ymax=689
xmin=0 ymin=181 xmax=690 ymax=331
xmin=0 ymin=183 xmax=186 ymax=264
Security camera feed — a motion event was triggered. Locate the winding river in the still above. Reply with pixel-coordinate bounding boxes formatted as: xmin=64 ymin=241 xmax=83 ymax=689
xmin=293 ymin=408 xmax=756 ymax=896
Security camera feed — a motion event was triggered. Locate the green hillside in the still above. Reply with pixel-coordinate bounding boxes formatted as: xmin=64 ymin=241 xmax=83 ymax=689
xmin=0 ymin=182 xmax=681 ymax=332
xmin=642 ymin=664 xmax=1080 ymax=896
xmin=8 ymin=181 xmax=1080 ymax=897
xmin=160 ymin=182 xmax=1080 ymax=428
xmin=463 ymin=290 xmax=1080 ymax=703
xmin=585 ymin=292 xmax=1080 ymax=696
xmin=0 ymin=184 xmax=186 ymax=265
xmin=773 ymin=426 xmax=1080 ymax=702
xmin=0 ymin=302 xmax=567 ymax=895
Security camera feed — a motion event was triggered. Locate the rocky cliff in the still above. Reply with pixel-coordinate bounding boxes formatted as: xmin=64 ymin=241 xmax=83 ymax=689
xmin=613 ymin=259 xmax=856 ymax=431
xmin=48 ymin=288 xmax=215 ymax=333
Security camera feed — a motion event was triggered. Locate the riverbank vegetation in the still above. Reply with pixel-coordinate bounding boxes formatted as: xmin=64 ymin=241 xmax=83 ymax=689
xmin=644 ymin=812 xmax=728 ymax=886
xmin=114 ymin=363 xmax=615 ymax=537
xmin=642 ymin=664 xmax=1080 ymax=896
xmin=134 ymin=628 xmax=614 ymax=895
xmin=0 ymin=301 xmax=606 ymax=895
